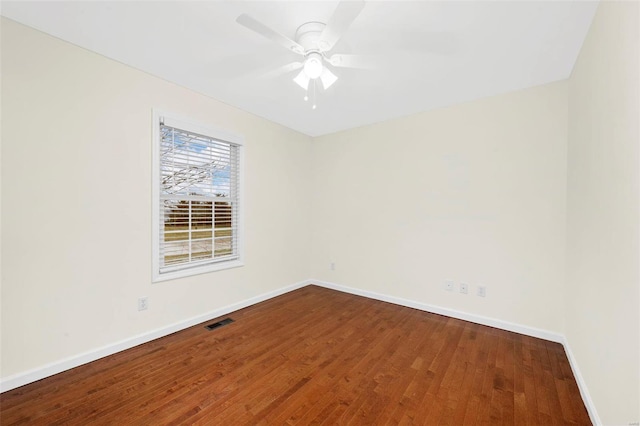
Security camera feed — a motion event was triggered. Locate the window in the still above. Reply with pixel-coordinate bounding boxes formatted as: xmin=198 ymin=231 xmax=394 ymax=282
xmin=152 ymin=111 xmax=243 ymax=282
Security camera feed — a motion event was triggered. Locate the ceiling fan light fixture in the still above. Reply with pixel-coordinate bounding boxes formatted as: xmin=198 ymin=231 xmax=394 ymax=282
xmin=303 ymin=53 xmax=323 ymax=79
xmin=293 ymin=70 xmax=310 ymax=90
xmin=320 ymin=67 xmax=338 ymax=89
xmin=236 ymin=2 xmax=367 ymax=107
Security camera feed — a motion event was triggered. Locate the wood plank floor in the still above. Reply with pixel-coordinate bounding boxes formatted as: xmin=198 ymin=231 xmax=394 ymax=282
xmin=0 ymin=285 xmax=591 ymax=425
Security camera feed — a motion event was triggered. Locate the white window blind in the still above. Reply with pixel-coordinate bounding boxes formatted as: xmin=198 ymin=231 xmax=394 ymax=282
xmin=153 ymin=113 xmax=242 ymax=280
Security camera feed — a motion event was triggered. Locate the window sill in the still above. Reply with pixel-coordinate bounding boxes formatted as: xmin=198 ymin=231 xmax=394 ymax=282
xmin=152 ymin=260 xmax=244 ymax=283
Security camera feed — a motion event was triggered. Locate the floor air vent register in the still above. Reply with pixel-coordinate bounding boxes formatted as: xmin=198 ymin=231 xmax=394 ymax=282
xmin=205 ymin=318 xmax=234 ymax=330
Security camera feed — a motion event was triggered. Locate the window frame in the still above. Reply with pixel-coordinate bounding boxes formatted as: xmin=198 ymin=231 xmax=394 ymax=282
xmin=152 ymin=109 xmax=244 ymax=283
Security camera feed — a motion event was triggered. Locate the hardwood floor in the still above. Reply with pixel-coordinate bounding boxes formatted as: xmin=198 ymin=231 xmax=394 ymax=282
xmin=0 ymin=285 xmax=591 ymax=425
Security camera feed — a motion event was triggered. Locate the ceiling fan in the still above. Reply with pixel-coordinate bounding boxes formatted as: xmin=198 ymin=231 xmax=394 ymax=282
xmin=236 ymin=0 xmax=369 ymax=107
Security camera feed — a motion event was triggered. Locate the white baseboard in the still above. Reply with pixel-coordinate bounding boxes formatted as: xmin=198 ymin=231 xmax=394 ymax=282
xmin=310 ymin=279 xmax=564 ymax=343
xmin=310 ymin=279 xmax=600 ymax=425
xmin=0 ymin=279 xmax=309 ymax=393
xmin=561 ymin=336 xmax=601 ymax=425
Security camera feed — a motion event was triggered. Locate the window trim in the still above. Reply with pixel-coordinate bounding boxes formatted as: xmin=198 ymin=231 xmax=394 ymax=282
xmin=152 ymin=109 xmax=244 ymax=283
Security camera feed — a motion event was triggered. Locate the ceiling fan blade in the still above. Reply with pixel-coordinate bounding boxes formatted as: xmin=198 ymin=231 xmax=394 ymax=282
xmin=354 ymin=30 xmax=460 ymax=56
xmin=260 ymin=62 xmax=303 ymax=80
xmin=319 ymin=67 xmax=338 ymax=90
xmin=236 ymin=14 xmax=305 ymax=55
xmin=293 ymin=70 xmax=310 ymax=90
xmin=328 ymin=54 xmax=376 ymax=69
xmin=207 ymin=50 xmax=290 ymax=79
xmin=318 ymin=0 xmax=365 ymax=52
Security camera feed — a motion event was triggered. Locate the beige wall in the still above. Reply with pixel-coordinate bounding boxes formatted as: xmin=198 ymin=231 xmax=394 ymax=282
xmin=566 ymin=2 xmax=639 ymax=424
xmin=0 ymin=18 xmax=312 ymax=377
xmin=311 ymin=81 xmax=569 ymax=333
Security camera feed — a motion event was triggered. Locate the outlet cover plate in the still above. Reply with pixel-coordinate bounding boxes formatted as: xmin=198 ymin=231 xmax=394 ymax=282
xmin=138 ymin=297 xmax=149 ymax=311
xmin=444 ymin=280 xmax=454 ymax=291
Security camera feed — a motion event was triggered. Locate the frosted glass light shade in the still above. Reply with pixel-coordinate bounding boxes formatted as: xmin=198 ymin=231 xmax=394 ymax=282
xmin=293 ymin=70 xmax=310 ymax=90
xmin=303 ymin=53 xmax=323 ymax=79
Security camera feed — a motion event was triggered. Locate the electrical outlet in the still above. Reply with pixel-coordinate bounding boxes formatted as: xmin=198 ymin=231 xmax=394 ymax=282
xmin=330 ymin=262 xmax=336 ymax=271
xmin=477 ymin=286 xmax=486 ymax=297
xmin=444 ymin=280 xmax=454 ymax=291
xmin=138 ymin=297 xmax=149 ymax=311
xmin=460 ymin=282 xmax=468 ymax=294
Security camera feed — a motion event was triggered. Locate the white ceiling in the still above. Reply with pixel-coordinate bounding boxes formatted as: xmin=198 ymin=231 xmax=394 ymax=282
xmin=2 ymin=1 xmax=599 ymax=137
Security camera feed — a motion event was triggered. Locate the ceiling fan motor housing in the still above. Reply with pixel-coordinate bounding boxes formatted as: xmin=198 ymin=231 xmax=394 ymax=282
xmin=295 ymin=22 xmax=328 ymax=52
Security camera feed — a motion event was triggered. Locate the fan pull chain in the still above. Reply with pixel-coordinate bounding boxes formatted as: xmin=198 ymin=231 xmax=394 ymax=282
xmin=302 ymin=80 xmax=317 ymax=110
xmin=312 ymin=80 xmax=317 ymax=110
